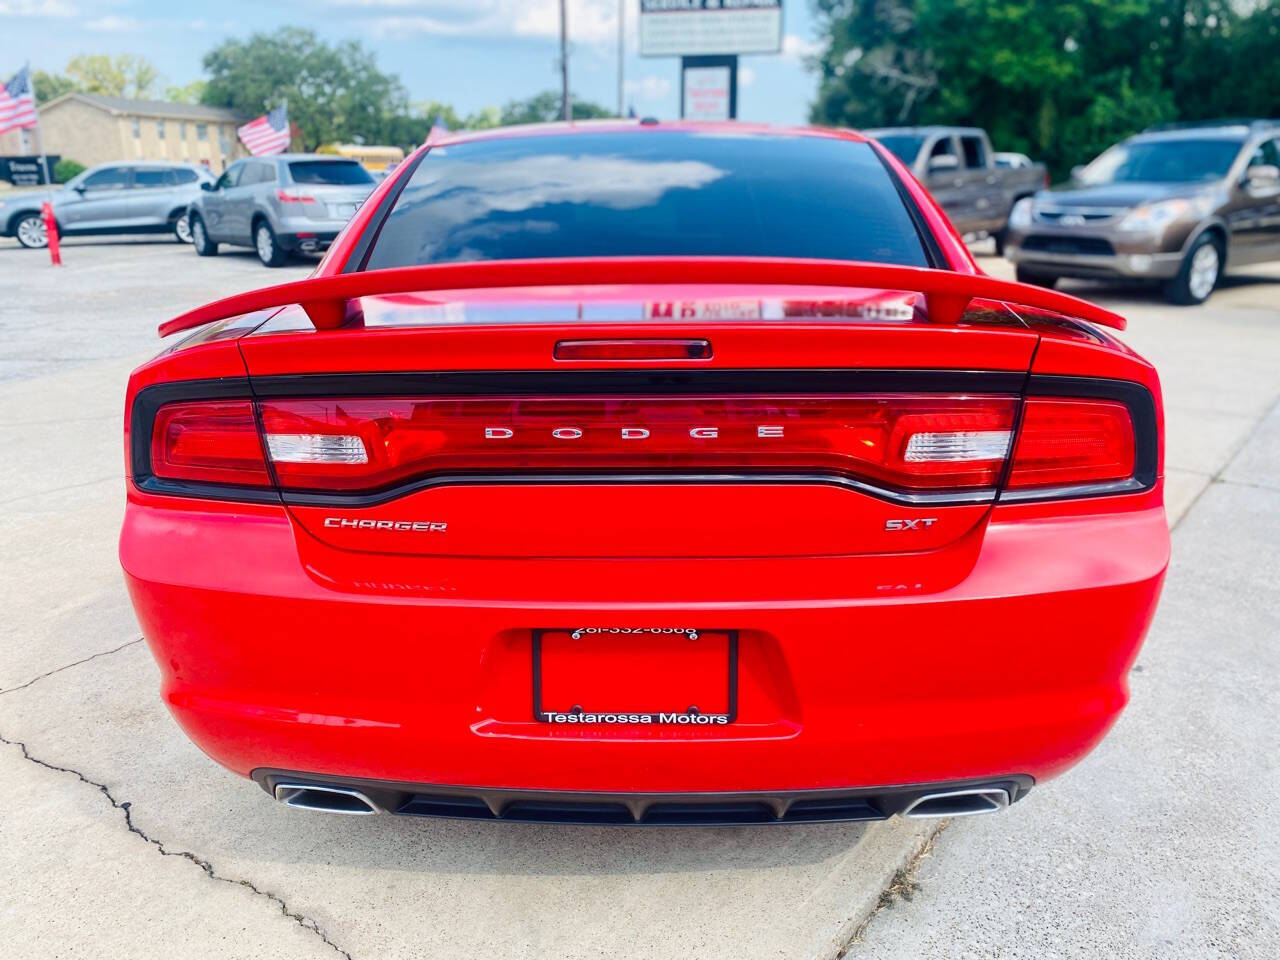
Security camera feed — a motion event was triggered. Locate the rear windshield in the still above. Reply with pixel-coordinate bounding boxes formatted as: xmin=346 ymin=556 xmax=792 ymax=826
xmin=288 ymin=160 xmax=374 ymax=185
xmin=362 ymin=131 xmax=929 ymax=270
xmin=871 ymin=135 xmax=926 ymax=166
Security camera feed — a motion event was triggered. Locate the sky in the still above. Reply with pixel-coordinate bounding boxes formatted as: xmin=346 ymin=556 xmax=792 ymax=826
xmin=0 ymin=1 xmax=826 ymax=125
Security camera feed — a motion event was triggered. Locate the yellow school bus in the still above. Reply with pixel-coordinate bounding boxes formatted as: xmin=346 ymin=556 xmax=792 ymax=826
xmin=317 ymin=144 xmax=406 ymax=173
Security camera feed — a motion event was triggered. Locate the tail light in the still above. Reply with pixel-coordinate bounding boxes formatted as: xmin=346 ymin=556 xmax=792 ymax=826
xmin=149 ymin=401 xmax=271 ymax=487
xmin=139 ymin=390 xmax=1148 ymax=502
xmin=1006 ymin=399 xmax=1135 ymax=488
xmin=276 ymin=190 xmax=316 ymax=204
xmin=255 ymin=395 xmax=1018 ymax=493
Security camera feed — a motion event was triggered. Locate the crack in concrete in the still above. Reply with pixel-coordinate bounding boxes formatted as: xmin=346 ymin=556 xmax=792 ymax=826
xmin=0 ymin=475 xmax=118 ymax=508
xmin=0 ymin=731 xmax=354 ymax=960
xmin=0 ymin=414 xmax=119 ymax=426
xmin=836 ymin=822 xmax=947 ymax=956
xmin=1171 ymin=391 xmax=1280 ymax=532
xmin=0 ymin=638 xmax=144 ymax=697
xmin=1211 ymin=476 xmax=1280 ymax=494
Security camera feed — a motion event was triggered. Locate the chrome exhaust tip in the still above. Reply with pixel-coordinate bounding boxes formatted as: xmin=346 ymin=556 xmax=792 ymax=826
xmin=273 ymin=782 xmax=379 ymax=815
xmin=902 ymin=787 xmax=1010 ymax=819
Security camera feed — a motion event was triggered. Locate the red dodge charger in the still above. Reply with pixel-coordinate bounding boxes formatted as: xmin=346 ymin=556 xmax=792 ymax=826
xmin=120 ymin=122 xmax=1169 ymax=824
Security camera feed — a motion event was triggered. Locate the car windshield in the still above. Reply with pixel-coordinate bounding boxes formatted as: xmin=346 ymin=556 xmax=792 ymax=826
xmin=871 ymin=135 xmax=926 ymax=166
xmin=362 ymin=131 xmax=929 ymax=270
xmin=1079 ymin=139 xmax=1243 ymax=185
xmin=288 ymin=160 xmax=374 ymax=185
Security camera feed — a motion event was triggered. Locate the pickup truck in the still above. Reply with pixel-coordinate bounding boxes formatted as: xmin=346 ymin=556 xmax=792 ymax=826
xmin=865 ymin=126 xmax=1047 ymax=252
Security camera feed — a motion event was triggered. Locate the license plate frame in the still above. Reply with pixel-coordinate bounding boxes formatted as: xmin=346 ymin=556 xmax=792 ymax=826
xmin=532 ymin=628 xmax=738 ymax=726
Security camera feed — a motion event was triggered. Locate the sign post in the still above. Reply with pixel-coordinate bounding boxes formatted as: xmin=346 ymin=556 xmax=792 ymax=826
xmin=29 ymin=71 xmax=53 ymax=190
xmin=638 ymin=1 xmax=782 ymax=121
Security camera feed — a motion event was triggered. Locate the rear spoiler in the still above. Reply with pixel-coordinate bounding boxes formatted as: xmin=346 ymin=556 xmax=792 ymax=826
xmin=158 ymin=257 xmax=1125 ymax=338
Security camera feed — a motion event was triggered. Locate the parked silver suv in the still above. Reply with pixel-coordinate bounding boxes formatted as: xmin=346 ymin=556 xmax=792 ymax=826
xmin=0 ymin=162 xmax=214 ymax=248
xmin=187 ymin=154 xmax=376 ymax=267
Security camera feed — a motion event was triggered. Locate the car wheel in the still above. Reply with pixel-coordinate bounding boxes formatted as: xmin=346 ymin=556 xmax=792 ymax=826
xmin=1015 ymin=266 xmax=1058 ymax=289
xmin=1164 ymin=233 xmax=1222 ymax=306
xmin=254 ymin=220 xmax=287 ymax=267
xmin=14 ymin=213 xmax=48 ymax=249
xmin=174 ymin=213 xmax=193 ymax=244
xmin=191 ymin=215 xmax=218 ymax=256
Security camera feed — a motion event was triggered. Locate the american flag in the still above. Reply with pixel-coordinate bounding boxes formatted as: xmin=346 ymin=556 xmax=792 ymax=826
xmin=0 ymin=66 xmax=38 ymax=135
xmin=237 ymin=104 xmax=291 ymax=156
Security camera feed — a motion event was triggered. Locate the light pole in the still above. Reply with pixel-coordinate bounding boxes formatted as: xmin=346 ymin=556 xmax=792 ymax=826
xmin=617 ymin=0 xmax=625 ymax=117
xmin=559 ymin=0 xmax=571 ymax=122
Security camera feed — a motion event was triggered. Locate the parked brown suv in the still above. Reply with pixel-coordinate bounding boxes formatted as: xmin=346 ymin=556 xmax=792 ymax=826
xmin=1005 ymin=120 xmax=1280 ymax=304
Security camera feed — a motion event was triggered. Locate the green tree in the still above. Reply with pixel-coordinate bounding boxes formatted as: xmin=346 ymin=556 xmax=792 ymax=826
xmin=498 ymin=91 xmax=614 ymax=126
xmin=53 ymin=158 xmax=86 ymax=182
xmin=1165 ymin=1 xmax=1280 ymax=121
xmin=31 ymin=69 xmax=77 ymax=104
xmin=809 ymin=0 xmax=1276 ymax=179
xmin=165 ymin=80 xmax=207 ymax=104
xmin=366 ymin=101 xmax=475 ymax=151
xmin=466 ymin=105 xmax=503 ymax=130
xmin=201 ymin=27 xmax=410 ymax=150
xmin=65 ymin=53 xmax=160 ymax=98
xmin=31 ymin=55 xmax=160 ymax=104
xmin=414 ymin=100 xmax=463 ymax=131
xmin=809 ymin=0 xmax=937 ymax=128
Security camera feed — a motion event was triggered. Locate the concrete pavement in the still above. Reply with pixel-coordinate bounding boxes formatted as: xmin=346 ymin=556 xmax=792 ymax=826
xmin=845 ymin=261 xmax=1280 ymax=957
xmin=852 ymin=408 xmax=1280 ymax=959
xmin=1 ymin=237 xmax=1277 ymax=958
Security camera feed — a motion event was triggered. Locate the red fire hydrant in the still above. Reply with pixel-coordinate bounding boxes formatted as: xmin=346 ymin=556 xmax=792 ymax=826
xmin=41 ymin=201 xmax=62 ymax=266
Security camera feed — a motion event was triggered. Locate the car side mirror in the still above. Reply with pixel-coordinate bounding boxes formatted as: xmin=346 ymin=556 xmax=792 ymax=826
xmin=928 ymin=155 xmax=959 ymax=175
xmin=1244 ymin=164 xmax=1280 ymax=187
xmin=201 ymin=181 xmax=215 ymax=192
xmin=72 ymin=184 xmax=86 ymax=194
xmin=1070 ymin=165 xmax=1086 ymax=184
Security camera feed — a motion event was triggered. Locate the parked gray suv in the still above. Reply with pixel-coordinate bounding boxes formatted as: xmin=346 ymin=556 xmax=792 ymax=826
xmin=0 ymin=162 xmax=214 ymax=248
xmin=187 ymin=154 xmax=376 ymax=267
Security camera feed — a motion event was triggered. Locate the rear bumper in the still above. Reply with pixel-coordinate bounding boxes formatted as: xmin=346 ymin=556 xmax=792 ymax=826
xmin=1005 ymin=228 xmax=1184 ymax=280
xmin=1007 ymin=244 xmax=1183 ymax=280
xmin=275 ymin=229 xmax=340 ymax=253
xmin=121 ymin=494 xmax=1168 ymax=795
xmin=255 ymin=770 xmax=1035 ymax=824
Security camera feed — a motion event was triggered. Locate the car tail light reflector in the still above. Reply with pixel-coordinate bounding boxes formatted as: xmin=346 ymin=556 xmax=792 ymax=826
xmin=265 ymin=434 xmax=368 ymax=464
xmin=905 ymin=431 xmax=1013 ymax=462
xmin=1006 ymin=398 xmax=1135 ymax=488
xmin=150 ymin=401 xmax=271 ymax=486
xmin=257 ymin=395 xmax=1019 ymax=493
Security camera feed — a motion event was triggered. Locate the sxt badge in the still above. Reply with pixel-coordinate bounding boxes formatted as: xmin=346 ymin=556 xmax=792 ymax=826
xmin=885 ymin=518 xmax=938 ymax=531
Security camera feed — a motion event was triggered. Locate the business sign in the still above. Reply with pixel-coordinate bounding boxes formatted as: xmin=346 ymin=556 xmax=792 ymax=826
xmin=639 ymin=0 xmax=783 ymax=57
xmin=0 ymin=155 xmax=60 ymax=186
xmin=682 ymin=66 xmax=733 ymax=120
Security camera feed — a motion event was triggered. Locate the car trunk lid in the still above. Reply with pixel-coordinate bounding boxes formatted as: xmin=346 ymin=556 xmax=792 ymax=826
xmin=157 ymin=258 xmax=1126 ymax=560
